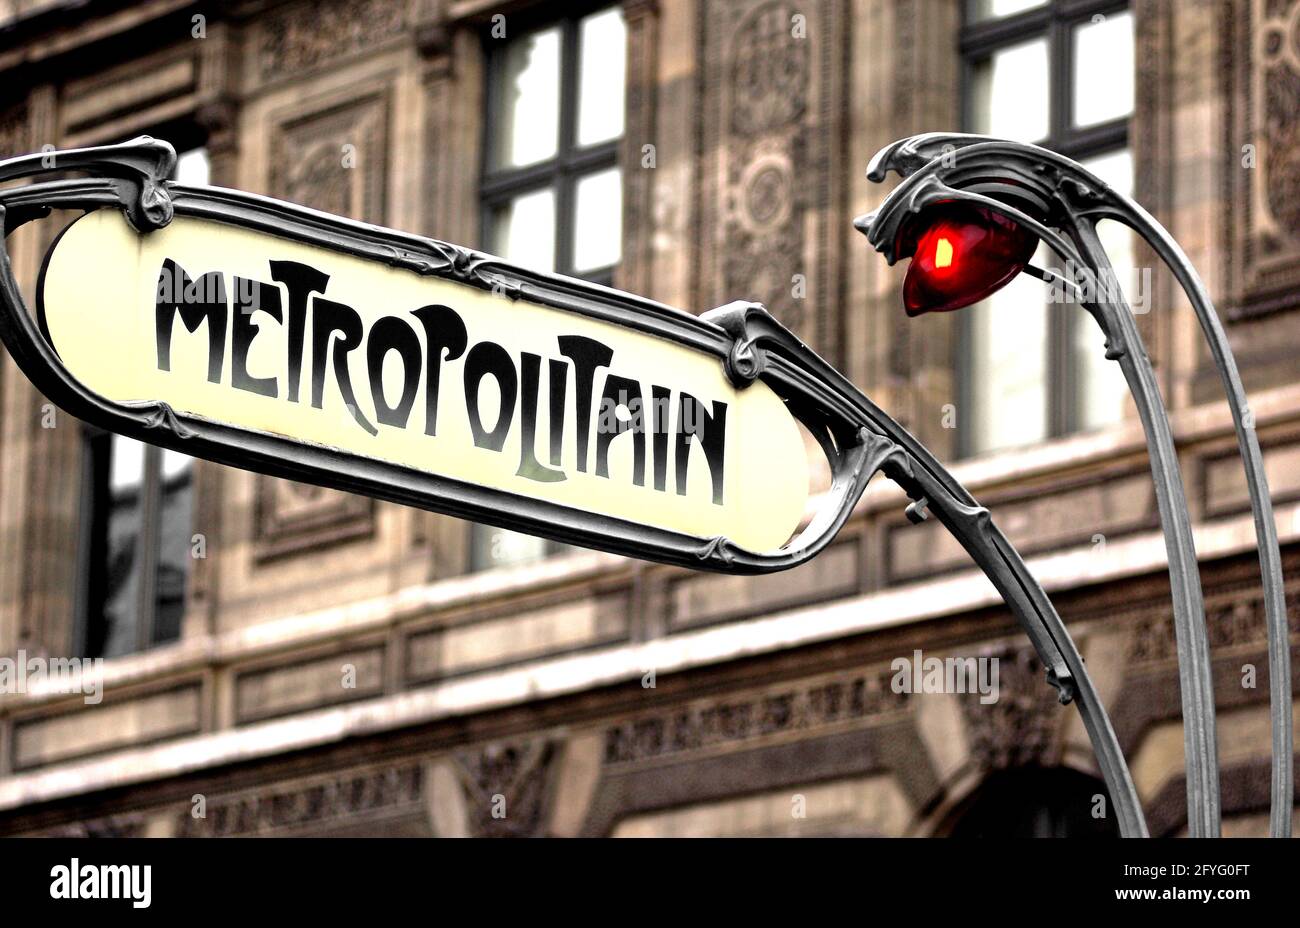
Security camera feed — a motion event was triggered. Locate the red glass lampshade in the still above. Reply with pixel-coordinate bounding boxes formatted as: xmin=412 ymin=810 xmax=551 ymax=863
xmin=899 ymin=203 xmax=1038 ymax=317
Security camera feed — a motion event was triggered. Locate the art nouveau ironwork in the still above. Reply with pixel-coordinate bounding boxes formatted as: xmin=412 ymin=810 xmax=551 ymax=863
xmin=859 ymin=132 xmax=1292 ymax=839
xmin=2 ymin=135 xmax=1285 ymax=840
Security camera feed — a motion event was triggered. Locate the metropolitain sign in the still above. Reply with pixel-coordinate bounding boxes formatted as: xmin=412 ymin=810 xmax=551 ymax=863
xmin=0 ymin=139 xmax=882 ymax=573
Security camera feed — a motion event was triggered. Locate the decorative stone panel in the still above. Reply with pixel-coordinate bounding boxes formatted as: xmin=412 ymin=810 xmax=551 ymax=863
xmin=1228 ymin=0 xmax=1300 ymax=319
xmin=693 ymin=0 xmax=847 ymax=362
xmin=257 ymin=0 xmax=408 ymax=85
xmin=252 ymin=87 xmax=392 ymax=561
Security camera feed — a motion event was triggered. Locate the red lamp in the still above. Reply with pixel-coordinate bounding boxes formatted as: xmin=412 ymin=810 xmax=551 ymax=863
xmin=898 ymin=203 xmax=1038 ymax=317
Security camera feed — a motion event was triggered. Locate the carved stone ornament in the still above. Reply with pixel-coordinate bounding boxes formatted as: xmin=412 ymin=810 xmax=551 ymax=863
xmin=1229 ymin=0 xmax=1300 ymax=316
xmin=453 ymin=740 xmax=557 ymax=838
xmin=695 ymin=0 xmax=845 ymax=359
xmin=177 ymin=762 xmax=424 ymax=837
xmin=259 ymin=0 xmax=408 ymax=83
xmin=960 ymin=645 xmax=1061 ymax=772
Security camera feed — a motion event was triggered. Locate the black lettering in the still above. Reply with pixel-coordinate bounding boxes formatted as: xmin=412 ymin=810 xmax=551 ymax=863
xmin=516 ymin=353 xmax=565 ymax=482
xmin=675 ymin=393 xmax=727 ymax=505
xmin=366 ymin=316 xmax=421 ymax=429
xmin=311 ymin=297 xmax=378 ymax=436
xmin=269 ymin=261 xmax=330 ymax=404
xmin=155 ymin=258 xmax=227 ymax=384
xmin=464 ymin=341 xmax=516 ymax=452
xmin=595 ymin=375 xmax=645 ymax=487
xmin=410 ymin=304 xmax=468 ymax=437
xmin=557 ymin=335 xmax=613 ymax=473
xmin=651 ymin=385 xmax=671 ymax=492
xmin=547 ymin=358 xmax=568 ymax=468
xmin=231 ymin=278 xmax=283 ymax=398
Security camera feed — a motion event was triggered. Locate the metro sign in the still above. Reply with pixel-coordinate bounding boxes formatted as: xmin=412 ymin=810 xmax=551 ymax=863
xmin=41 ymin=208 xmax=805 ymax=553
xmin=1 ymin=138 xmax=881 ymax=573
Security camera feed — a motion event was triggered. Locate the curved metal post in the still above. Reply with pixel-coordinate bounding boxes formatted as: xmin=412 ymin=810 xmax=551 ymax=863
xmin=1067 ymin=219 xmax=1220 ymax=835
xmin=0 ymin=138 xmax=1161 ymax=839
xmin=862 ymin=133 xmax=1293 ymax=837
xmin=705 ymin=303 xmax=1149 ymax=836
xmin=1089 ymin=200 xmax=1293 ymax=839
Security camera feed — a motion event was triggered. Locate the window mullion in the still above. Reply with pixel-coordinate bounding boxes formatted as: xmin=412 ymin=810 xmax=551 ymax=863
xmin=1049 ymin=9 xmax=1071 ymax=146
xmin=135 ymin=445 xmax=163 ymax=651
xmin=959 ymin=7 xmax=1053 ymax=55
xmin=1049 ymin=293 xmax=1075 ymax=437
xmin=555 ymin=16 xmax=582 ymax=275
xmin=73 ymin=431 xmax=107 ymax=657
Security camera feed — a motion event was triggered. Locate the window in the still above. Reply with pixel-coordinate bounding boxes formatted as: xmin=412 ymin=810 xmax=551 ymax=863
xmin=74 ymin=146 xmax=208 ymax=658
xmin=960 ymin=0 xmax=1133 ymax=455
xmin=471 ymin=4 xmax=627 ymax=571
xmin=945 ymin=767 xmax=1119 ymax=837
xmin=481 ymin=4 xmax=626 ymax=284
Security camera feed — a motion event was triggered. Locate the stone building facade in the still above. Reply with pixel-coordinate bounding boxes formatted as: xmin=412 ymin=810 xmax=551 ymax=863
xmin=0 ymin=0 xmax=1296 ymax=837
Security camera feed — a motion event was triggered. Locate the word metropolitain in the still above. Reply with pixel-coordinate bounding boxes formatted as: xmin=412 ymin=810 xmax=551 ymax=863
xmin=152 ymin=257 xmax=729 ymax=503
xmin=39 ymin=210 xmax=810 ymax=552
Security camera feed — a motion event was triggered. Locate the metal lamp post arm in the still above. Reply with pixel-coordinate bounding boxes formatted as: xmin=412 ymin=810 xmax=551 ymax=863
xmin=863 ymin=144 xmax=1221 ymax=835
xmin=887 ymin=446 xmax=1150 ymax=838
xmin=1081 ymin=199 xmax=1293 ymax=839
xmin=705 ymin=301 xmax=1149 ymax=836
xmin=1064 ymin=216 xmax=1221 ymax=837
xmin=863 ymin=132 xmax=1293 ymax=838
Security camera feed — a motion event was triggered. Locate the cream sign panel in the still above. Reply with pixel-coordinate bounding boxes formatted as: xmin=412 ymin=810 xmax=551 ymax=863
xmin=39 ymin=210 xmax=809 ymax=552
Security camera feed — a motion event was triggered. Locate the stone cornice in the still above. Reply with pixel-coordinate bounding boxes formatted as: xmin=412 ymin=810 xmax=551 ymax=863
xmin=2 ymin=493 xmax=1299 ymax=812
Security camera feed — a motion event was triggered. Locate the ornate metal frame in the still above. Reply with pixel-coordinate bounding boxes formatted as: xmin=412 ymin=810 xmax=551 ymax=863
xmin=860 ymin=132 xmax=1293 ymax=839
xmin=0 ymin=138 xmax=871 ymax=576
xmin=0 ymin=137 xmax=1159 ymax=837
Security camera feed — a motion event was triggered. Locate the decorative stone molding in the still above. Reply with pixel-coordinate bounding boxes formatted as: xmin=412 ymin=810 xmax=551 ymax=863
xmin=603 ymin=663 xmax=908 ymax=767
xmin=253 ymin=87 xmax=392 ymax=561
xmin=27 ymin=813 xmax=146 ymax=838
xmin=257 ymin=0 xmax=408 ymax=84
xmin=1128 ymin=583 xmax=1299 ymax=665
xmin=0 ymin=102 xmax=28 ymax=159
xmin=253 ymin=478 xmax=377 ymax=562
xmin=618 ymin=0 xmax=661 ymax=298
xmin=959 ymin=646 xmax=1061 ymax=771
xmin=452 ymin=739 xmax=558 ymax=837
xmin=1227 ymin=0 xmax=1300 ymax=319
xmin=178 ymin=760 xmax=424 ymax=837
xmin=267 ymin=89 xmax=390 ymax=222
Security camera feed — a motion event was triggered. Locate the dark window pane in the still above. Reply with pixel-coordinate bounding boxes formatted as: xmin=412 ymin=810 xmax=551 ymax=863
xmin=98 ymin=434 xmax=146 ymax=658
xmin=153 ymin=452 xmax=193 ymax=645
